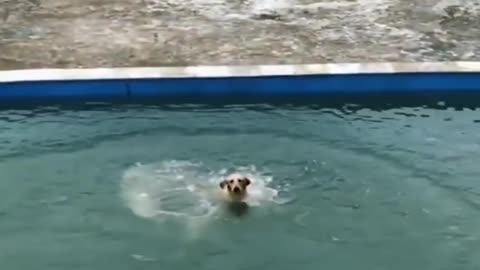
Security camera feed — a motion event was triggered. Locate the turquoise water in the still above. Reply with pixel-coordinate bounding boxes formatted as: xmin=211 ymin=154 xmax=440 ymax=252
xmin=1 ymin=103 xmax=480 ymax=269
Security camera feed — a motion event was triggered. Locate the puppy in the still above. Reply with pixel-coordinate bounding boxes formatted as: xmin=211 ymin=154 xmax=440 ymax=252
xmin=219 ymin=173 xmax=251 ymax=216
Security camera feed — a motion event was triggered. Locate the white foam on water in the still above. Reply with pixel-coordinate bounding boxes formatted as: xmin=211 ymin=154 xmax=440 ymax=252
xmin=121 ymin=160 xmax=214 ymax=220
xmin=120 ymin=160 xmax=285 ymax=238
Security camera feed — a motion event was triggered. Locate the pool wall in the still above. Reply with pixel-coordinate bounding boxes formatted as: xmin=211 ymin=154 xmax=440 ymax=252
xmin=1 ymin=62 xmax=480 ymax=101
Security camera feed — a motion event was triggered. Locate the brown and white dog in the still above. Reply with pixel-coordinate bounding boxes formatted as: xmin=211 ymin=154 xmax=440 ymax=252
xmin=218 ymin=173 xmax=251 ymax=216
xmin=219 ymin=173 xmax=251 ymax=202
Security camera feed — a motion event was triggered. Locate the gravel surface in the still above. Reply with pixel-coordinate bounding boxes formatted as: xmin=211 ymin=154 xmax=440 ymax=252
xmin=1 ymin=0 xmax=480 ymax=69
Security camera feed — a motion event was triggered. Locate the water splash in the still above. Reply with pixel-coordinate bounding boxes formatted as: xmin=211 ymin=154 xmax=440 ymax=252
xmin=120 ymin=160 xmax=285 ymax=234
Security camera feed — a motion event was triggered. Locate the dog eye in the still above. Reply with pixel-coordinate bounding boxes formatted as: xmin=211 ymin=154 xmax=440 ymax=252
xmin=229 ymin=180 xmax=234 ymax=184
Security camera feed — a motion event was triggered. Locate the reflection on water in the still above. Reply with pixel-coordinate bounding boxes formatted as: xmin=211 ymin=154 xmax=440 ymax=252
xmin=0 ymin=0 xmax=480 ymax=69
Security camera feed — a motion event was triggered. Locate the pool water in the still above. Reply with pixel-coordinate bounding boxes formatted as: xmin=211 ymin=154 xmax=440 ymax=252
xmin=1 ymin=103 xmax=480 ymax=269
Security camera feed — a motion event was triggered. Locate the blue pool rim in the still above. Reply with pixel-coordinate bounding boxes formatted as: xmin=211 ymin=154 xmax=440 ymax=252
xmin=1 ymin=61 xmax=480 ymax=102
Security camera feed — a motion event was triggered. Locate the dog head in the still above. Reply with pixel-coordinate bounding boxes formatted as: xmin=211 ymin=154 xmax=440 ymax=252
xmin=219 ymin=173 xmax=251 ymax=201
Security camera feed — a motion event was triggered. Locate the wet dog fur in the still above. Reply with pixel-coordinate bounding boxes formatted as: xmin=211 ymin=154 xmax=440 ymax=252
xmin=219 ymin=173 xmax=251 ymax=216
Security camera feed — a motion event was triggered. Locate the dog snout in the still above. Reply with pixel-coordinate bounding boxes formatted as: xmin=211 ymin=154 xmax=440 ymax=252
xmin=233 ymin=186 xmax=241 ymax=193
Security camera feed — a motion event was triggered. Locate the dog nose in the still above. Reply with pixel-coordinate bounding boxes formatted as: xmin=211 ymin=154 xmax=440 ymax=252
xmin=233 ymin=186 xmax=240 ymax=193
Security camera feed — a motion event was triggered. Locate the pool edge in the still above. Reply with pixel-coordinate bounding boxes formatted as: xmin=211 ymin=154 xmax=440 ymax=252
xmin=1 ymin=61 xmax=480 ymax=101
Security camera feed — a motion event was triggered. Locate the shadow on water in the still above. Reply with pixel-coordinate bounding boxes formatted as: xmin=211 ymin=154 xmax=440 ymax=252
xmin=1 ymin=92 xmax=480 ymax=111
xmin=225 ymin=202 xmax=250 ymax=218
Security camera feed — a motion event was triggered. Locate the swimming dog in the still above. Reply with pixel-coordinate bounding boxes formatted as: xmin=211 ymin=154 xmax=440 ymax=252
xmin=219 ymin=173 xmax=251 ymax=216
xmin=219 ymin=173 xmax=251 ymax=202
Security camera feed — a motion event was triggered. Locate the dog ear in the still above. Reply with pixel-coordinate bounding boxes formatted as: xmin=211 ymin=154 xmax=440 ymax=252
xmin=242 ymin=177 xmax=251 ymax=186
xmin=219 ymin=180 xmax=227 ymax=189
